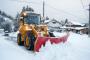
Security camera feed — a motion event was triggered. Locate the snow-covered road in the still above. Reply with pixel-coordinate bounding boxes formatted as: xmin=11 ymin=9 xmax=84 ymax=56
xmin=0 ymin=32 xmax=90 ymax=60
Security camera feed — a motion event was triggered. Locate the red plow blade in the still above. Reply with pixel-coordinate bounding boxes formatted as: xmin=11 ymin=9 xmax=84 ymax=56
xmin=34 ymin=33 xmax=69 ymax=52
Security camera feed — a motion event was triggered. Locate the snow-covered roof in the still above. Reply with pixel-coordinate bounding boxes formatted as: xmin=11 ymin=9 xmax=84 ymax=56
xmin=61 ymin=26 xmax=88 ymax=30
xmin=44 ymin=19 xmax=61 ymax=24
xmin=68 ymin=20 xmax=85 ymax=26
xmin=71 ymin=27 xmax=88 ymax=30
xmin=44 ymin=20 xmax=51 ymax=23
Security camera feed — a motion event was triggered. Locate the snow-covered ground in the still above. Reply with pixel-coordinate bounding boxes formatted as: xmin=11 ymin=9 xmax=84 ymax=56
xmin=0 ymin=32 xmax=90 ymax=60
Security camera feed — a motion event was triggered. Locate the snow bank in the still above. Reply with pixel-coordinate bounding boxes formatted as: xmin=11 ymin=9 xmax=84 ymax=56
xmin=0 ymin=29 xmax=4 ymax=35
xmin=53 ymin=31 xmax=67 ymax=37
xmin=9 ymin=31 xmax=19 ymax=37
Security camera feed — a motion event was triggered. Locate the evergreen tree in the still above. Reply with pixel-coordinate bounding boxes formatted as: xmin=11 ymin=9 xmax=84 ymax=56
xmin=65 ymin=19 xmax=68 ymax=24
xmin=22 ymin=5 xmax=34 ymax=12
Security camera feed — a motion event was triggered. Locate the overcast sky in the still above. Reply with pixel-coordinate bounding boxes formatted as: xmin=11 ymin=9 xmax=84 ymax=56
xmin=0 ymin=0 xmax=90 ymax=23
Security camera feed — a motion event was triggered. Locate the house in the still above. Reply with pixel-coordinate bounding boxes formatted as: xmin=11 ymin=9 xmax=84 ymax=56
xmin=70 ymin=27 xmax=88 ymax=34
xmin=61 ymin=20 xmax=88 ymax=34
xmin=44 ymin=19 xmax=62 ymax=32
xmin=65 ymin=20 xmax=85 ymax=27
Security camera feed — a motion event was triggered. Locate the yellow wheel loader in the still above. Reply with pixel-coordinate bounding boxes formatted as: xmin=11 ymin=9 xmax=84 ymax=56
xmin=17 ymin=11 xmax=69 ymax=52
xmin=17 ymin=11 xmax=49 ymax=50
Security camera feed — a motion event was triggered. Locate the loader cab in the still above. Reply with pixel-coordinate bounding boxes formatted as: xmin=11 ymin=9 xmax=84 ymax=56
xmin=21 ymin=11 xmax=41 ymax=25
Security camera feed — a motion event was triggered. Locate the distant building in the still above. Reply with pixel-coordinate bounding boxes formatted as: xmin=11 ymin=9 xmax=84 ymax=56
xmin=65 ymin=20 xmax=85 ymax=27
xmin=44 ymin=19 xmax=62 ymax=32
xmin=61 ymin=20 xmax=88 ymax=34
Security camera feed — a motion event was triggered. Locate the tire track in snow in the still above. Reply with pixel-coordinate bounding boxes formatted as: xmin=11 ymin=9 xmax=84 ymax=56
xmin=3 ymin=35 xmax=35 ymax=54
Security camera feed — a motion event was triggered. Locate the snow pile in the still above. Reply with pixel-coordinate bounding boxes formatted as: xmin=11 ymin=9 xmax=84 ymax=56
xmin=0 ymin=32 xmax=90 ymax=60
xmin=9 ymin=31 xmax=19 ymax=37
xmin=34 ymin=41 xmax=68 ymax=60
xmin=0 ymin=29 xmax=4 ymax=35
xmin=53 ymin=31 xmax=67 ymax=37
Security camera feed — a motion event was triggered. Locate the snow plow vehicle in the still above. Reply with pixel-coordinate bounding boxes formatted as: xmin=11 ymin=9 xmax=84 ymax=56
xmin=17 ymin=10 xmax=69 ymax=52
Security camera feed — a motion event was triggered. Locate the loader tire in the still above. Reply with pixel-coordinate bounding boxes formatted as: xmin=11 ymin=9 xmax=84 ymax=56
xmin=24 ymin=31 xmax=36 ymax=50
xmin=17 ymin=33 xmax=23 ymax=45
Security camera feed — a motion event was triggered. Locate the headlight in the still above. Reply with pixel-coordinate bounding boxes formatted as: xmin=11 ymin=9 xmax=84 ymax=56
xmin=23 ymin=12 xmax=27 ymax=16
xmin=21 ymin=12 xmax=27 ymax=17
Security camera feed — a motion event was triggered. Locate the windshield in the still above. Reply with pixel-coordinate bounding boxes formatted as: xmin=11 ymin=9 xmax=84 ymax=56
xmin=24 ymin=15 xmax=40 ymax=25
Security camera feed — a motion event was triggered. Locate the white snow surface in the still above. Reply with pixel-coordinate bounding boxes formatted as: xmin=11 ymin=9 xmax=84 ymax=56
xmin=53 ymin=31 xmax=67 ymax=37
xmin=0 ymin=32 xmax=90 ymax=60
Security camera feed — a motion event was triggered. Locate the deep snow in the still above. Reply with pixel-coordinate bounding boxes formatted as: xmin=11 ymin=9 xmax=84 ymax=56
xmin=0 ymin=32 xmax=90 ymax=60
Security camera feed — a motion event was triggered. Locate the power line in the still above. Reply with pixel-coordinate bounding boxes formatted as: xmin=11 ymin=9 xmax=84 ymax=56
xmin=10 ymin=0 xmax=87 ymax=20
xmin=80 ymin=0 xmax=85 ymax=9
xmin=80 ymin=0 xmax=88 ymax=18
xmin=45 ymin=3 xmax=87 ymax=20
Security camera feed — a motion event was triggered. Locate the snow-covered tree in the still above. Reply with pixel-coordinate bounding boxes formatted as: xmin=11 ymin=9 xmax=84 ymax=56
xmin=22 ymin=5 xmax=34 ymax=12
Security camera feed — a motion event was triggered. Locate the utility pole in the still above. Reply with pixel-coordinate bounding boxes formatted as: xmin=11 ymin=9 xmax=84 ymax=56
xmin=43 ymin=0 xmax=45 ymax=23
xmin=89 ymin=4 xmax=90 ymax=37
